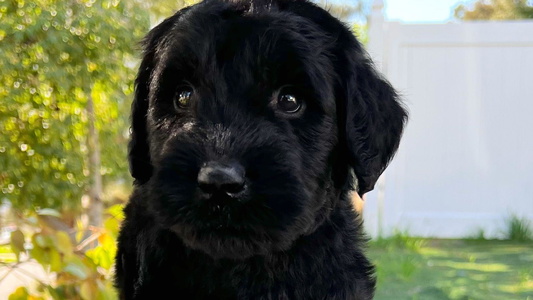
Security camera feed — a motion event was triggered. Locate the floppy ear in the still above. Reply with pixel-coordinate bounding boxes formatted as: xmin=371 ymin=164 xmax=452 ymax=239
xmin=276 ymin=0 xmax=407 ymax=195
xmin=344 ymin=54 xmax=408 ymax=196
xmin=128 ymin=15 xmax=182 ymax=184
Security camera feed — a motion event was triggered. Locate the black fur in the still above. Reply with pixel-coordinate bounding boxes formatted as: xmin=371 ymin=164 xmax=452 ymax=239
xmin=116 ymin=0 xmax=407 ymax=299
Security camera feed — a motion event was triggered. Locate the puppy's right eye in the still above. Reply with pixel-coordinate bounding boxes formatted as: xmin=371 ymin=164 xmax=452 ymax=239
xmin=277 ymin=94 xmax=301 ymax=113
xmin=174 ymin=87 xmax=194 ymax=110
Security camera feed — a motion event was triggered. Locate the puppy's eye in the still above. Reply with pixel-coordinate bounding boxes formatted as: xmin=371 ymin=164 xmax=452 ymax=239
xmin=277 ymin=94 xmax=301 ymax=113
xmin=174 ymin=87 xmax=193 ymax=110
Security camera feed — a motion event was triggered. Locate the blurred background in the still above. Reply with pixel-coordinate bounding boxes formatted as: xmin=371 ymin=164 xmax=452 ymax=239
xmin=0 ymin=0 xmax=532 ymax=299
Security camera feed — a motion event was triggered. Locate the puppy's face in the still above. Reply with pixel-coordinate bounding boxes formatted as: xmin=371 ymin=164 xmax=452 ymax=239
xmin=129 ymin=0 xmax=407 ymax=259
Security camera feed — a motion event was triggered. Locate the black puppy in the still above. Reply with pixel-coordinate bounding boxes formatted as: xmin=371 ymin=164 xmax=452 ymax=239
xmin=115 ymin=0 xmax=406 ymax=299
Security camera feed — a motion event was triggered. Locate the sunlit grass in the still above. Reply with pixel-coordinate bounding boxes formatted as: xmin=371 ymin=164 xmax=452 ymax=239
xmin=369 ymin=237 xmax=533 ymax=300
xmin=431 ymin=261 xmax=509 ymax=272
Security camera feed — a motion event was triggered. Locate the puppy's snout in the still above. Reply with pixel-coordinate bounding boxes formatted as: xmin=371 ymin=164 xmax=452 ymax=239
xmin=197 ymin=161 xmax=245 ymax=196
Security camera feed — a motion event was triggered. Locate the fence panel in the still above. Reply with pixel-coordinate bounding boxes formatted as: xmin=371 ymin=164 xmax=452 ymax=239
xmin=364 ymin=2 xmax=533 ymax=238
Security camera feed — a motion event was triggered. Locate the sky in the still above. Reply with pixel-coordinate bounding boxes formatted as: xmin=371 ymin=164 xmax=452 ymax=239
xmin=331 ymin=0 xmax=466 ymax=23
xmin=385 ymin=0 xmax=463 ymax=22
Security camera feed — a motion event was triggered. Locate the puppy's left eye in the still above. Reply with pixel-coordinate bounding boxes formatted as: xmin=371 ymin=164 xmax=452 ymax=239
xmin=174 ymin=87 xmax=194 ymax=110
xmin=277 ymin=93 xmax=301 ymax=114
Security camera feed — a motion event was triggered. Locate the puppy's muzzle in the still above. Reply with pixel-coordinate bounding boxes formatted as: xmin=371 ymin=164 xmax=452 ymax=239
xmin=197 ymin=161 xmax=246 ymax=199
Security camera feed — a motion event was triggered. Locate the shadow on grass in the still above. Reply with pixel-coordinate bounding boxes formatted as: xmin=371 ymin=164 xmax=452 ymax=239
xmin=368 ymin=238 xmax=533 ymax=300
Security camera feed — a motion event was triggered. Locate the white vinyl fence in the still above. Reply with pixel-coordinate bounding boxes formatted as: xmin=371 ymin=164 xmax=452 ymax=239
xmin=363 ymin=1 xmax=533 ymax=238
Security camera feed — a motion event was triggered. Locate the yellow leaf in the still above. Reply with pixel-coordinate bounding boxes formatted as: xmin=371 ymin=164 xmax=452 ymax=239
xmin=104 ymin=218 xmax=119 ymax=237
xmin=8 ymin=287 xmax=29 ymax=300
xmin=106 ymin=204 xmax=124 ymax=221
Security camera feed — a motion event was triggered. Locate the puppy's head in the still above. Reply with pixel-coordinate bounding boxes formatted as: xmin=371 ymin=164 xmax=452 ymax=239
xmin=128 ymin=0 xmax=406 ymax=259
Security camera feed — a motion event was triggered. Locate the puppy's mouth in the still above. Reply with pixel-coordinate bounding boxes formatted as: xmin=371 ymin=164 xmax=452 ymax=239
xmin=169 ymin=197 xmax=279 ymax=260
xmin=166 ymin=183 xmax=287 ymax=259
xmin=195 ymin=193 xmax=250 ymax=228
xmin=197 ymin=183 xmax=249 ymax=204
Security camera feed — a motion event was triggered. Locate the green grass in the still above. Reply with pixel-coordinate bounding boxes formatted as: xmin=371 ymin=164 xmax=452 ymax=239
xmin=505 ymin=215 xmax=533 ymax=242
xmin=368 ymin=237 xmax=533 ymax=300
xmin=465 ymin=228 xmax=487 ymax=241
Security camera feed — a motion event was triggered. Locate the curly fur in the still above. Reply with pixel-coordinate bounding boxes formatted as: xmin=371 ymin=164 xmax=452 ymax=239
xmin=115 ymin=0 xmax=407 ymax=299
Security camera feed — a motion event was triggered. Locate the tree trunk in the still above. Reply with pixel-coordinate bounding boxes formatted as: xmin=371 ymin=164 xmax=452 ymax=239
xmin=86 ymin=93 xmax=103 ymax=228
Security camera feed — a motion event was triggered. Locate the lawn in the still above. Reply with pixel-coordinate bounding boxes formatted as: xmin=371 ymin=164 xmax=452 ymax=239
xmin=368 ymin=237 xmax=533 ymax=300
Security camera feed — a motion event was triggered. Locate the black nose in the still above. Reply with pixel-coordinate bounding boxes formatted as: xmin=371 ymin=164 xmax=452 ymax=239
xmin=197 ymin=161 xmax=245 ymax=196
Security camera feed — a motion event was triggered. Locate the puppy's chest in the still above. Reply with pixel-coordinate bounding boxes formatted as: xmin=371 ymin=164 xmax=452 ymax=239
xmin=165 ymin=252 xmax=349 ymax=299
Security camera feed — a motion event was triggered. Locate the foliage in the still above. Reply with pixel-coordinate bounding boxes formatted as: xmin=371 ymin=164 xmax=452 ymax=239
xmin=315 ymin=0 xmax=367 ymax=21
xmin=0 ymin=0 xmax=150 ymax=213
xmin=504 ymin=214 xmax=533 ymax=242
xmin=352 ymin=23 xmax=368 ymax=45
xmin=454 ymin=0 xmax=533 ymax=20
xmin=4 ymin=205 xmax=124 ymax=299
xmin=143 ymin=0 xmax=198 ymax=21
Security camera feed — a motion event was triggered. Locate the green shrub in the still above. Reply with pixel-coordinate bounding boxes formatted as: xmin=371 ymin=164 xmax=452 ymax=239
xmin=7 ymin=205 xmax=124 ymax=300
xmin=505 ymin=214 xmax=533 ymax=242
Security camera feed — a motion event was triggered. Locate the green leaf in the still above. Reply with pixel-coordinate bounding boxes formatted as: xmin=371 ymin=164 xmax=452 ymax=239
xmin=10 ymin=229 xmax=25 ymax=260
xmin=32 ymin=233 xmax=55 ymax=248
xmin=56 ymin=231 xmax=73 ymax=256
xmin=96 ymin=280 xmax=119 ymax=300
xmin=49 ymin=248 xmax=62 ymax=272
xmin=80 ymin=281 xmax=95 ymax=300
xmin=64 ymin=263 xmax=89 ymax=280
xmin=45 ymin=286 xmax=62 ymax=300
xmin=64 ymin=257 xmax=90 ymax=280
xmin=30 ymin=245 xmax=46 ymax=265
xmin=37 ymin=208 xmax=62 ymax=218
xmin=33 ymin=233 xmax=47 ymax=248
